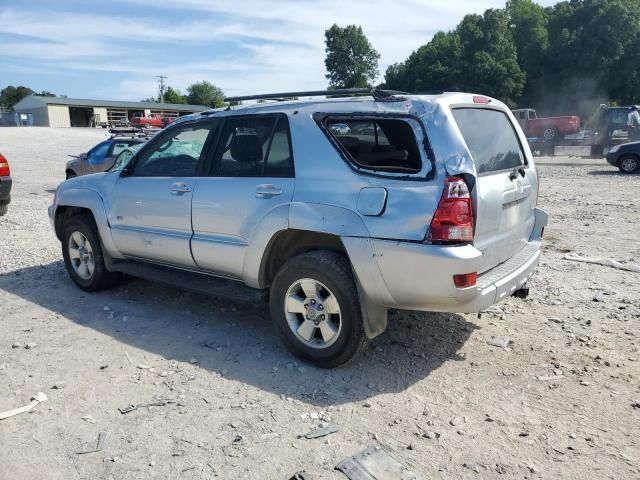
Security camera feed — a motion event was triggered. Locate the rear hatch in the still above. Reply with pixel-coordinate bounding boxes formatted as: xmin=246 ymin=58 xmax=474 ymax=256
xmin=451 ymin=107 xmax=537 ymax=273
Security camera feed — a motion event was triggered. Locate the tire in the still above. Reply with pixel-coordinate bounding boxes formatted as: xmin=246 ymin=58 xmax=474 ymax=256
xmin=62 ymin=215 xmax=121 ymax=292
xmin=0 ymin=203 xmax=7 ymax=216
xmin=269 ymin=250 xmax=368 ymax=368
xmin=66 ymin=171 xmax=77 ymax=180
xmin=618 ymin=155 xmax=640 ymax=174
xmin=542 ymin=126 xmax=559 ymax=141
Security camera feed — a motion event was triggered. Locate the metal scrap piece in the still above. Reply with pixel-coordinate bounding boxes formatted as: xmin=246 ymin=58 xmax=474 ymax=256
xmin=302 ymin=424 xmax=339 ymax=439
xmin=336 ymin=446 xmax=425 ymax=480
xmin=76 ymin=432 xmax=107 ymax=455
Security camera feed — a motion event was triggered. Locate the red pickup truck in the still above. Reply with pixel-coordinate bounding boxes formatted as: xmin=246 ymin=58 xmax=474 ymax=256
xmin=129 ymin=113 xmax=164 ymax=129
xmin=513 ymin=109 xmax=581 ymax=141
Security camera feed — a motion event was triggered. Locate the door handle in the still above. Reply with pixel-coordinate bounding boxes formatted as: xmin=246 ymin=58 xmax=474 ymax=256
xmin=170 ymin=182 xmax=192 ymax=194
xmin=255 ymin=184 xmax=282 ymax=198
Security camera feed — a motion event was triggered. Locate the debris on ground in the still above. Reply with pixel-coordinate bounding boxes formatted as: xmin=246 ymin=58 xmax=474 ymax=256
xmin=80 ymin=414 xmax=96 ymax=424
xmin=51 ymin=381 xmax=66 ymax=390
xmin=76 ymin=432 xmax=106 ymax=455
xmin=564 ymin=252 xmax=640 ymax=273
xmin=486 ymin=336 xmax=512 ymax=348
xmin=300 ymin=424 xmax=339 ymax=439
xmin=0 ymin=392 xmax=48 ymax=420
xmin=336 ymin=445 xmax=426 ymax=480
xmin=118 ymin=398 xmax=183 ymax=414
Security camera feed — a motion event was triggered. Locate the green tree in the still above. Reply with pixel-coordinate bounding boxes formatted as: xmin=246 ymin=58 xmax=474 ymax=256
xmin=324 ymin=24 xmax=380 ymax=89
xmin=34 ymin=90 xmax=56 ymax=97
xmin=0 ymin=85 xmax=35 ymax=108
xmin=140 ymin=97 xmax=158 ymax=103
xmin=163 ymin=86 xmax=186 ymax=104
xmin=186 ymin=81 xmax=225 ymax=108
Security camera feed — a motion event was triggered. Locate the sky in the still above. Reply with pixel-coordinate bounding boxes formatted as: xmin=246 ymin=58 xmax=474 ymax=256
xmin=0 ymin=0 xmax=560 ymax=102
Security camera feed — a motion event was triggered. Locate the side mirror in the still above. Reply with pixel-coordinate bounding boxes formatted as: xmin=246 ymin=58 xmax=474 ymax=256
xmin=80 ymin=152 xmax=88 ymax=160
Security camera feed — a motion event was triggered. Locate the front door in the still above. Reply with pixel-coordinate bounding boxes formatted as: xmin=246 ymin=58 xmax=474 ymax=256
xmin=191 ymin=114 xmax=295 ymax=278
xmin=108 ymin=120 xmax=217 ymax=267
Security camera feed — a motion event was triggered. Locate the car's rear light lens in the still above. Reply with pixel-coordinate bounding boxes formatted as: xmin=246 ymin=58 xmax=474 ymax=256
xmin=0 ymin=154 xmax=10 ymax=177
xmin=453 ymin=272 xmax=477 ymax=288
xmin=427 ymin=177 xmax=474 ymax=243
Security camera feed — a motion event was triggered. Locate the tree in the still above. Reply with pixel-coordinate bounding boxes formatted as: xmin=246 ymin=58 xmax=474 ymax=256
xmin=324 ymin=24 xmax=380 ymax=89
xmin=0 ymin=85 xmax=35 ymax=108
xmin=35 ymin=90 xmax=56 ymax=97
xmin=186 ymin=81 xmax=225 ymax=108
xmin=163 ymin=86 xmax=186 ymax=104
xmin=140 ymin=97 xmax=158 ymax=103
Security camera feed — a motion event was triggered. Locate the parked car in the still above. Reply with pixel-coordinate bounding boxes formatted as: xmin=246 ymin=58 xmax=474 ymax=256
xmin=606 ymin=141 xmax=640 ymax=173
xmin=130 ymin=113 xmax=164 ymax=129
xmin=109 ymin=143 xmax=145 ymax=172
xmin=0 ymin=152 xmax=11 ymax=216
xmin=66 ymin=136 xmax=149 ymax=178
xmin=50 ymin=90 xmax=547 ymax=367
xmin=513 ymin=108 xmax=581 ymax=141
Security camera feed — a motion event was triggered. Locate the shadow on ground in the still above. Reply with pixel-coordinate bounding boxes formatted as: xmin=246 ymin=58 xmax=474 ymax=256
xmin=588 ymin=169 xmax=638 ymax=176
xmin=0 ymin=261 xmax=477 ymax=407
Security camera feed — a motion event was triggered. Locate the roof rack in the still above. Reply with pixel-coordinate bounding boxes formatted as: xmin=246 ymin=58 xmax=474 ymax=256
xmin=224 ymin=88 xmax=409 ymax=103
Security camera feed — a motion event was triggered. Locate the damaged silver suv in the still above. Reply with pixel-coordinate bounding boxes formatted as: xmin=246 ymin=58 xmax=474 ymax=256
xmin=50 ymin=89 xmax=547 ymax=367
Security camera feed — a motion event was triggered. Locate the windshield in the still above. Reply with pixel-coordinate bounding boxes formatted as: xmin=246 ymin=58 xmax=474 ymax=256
xmin=109 ymin=143 xmax=144 ymax=171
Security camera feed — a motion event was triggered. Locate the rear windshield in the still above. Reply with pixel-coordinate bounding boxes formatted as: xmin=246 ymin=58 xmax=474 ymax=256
xmin=324 ymin=117 xmax=422 ymax=173
xmin=452 ymin=108 xmax=525 ymax=174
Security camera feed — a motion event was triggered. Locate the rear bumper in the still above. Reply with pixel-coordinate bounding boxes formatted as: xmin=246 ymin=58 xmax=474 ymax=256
xmin=0 ymin=176 xmax=12 ymax=204
xmin=344 ymin=207 xmax=548 ymax=313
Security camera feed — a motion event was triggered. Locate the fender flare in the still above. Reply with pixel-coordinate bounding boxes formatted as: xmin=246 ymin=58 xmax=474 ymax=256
xmin=53 ymin=188 xmax=120 ymax=257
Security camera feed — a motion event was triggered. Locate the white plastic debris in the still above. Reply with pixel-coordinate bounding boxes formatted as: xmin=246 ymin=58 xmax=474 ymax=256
xmin=564 ymin=253 xmax=640 ymax=273
xmin=0 ymin=392 xmax=48 ymax=420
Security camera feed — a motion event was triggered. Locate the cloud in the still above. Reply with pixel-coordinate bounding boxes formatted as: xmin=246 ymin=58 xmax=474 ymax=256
xmin=0 ymin=1 xmax=561 ymax=99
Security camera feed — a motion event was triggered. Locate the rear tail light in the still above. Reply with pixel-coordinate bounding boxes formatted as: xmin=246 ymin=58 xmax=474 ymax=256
xmin=473 ymin=95 xmax=491 ymax=104
xmin=0 ymin=154 xmax=10 ymax=177
xmin=427 ymin=177 xmax=474 ymax=243
xmin=453 ymin=272 xmax=477 ymax=288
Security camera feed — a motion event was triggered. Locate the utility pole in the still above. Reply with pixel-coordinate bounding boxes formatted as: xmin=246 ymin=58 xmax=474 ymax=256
xmin=155 ymin=75 xmax=167 ymax=103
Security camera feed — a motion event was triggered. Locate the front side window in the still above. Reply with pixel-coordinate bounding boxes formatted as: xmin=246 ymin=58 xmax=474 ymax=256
xmin=210 ymin=116 xmax=294 ymax=177
xmin=452 ymin=108 xmax=525 ymax=174
xmin=323 ymin=117 xmax=422 ymax=173
xmin=133 ymin=123 xmax=213 ymax=176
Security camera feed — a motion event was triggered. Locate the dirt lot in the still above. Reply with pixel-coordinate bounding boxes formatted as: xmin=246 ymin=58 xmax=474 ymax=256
xmin=1 ymin=127 xmax=638 ymax=480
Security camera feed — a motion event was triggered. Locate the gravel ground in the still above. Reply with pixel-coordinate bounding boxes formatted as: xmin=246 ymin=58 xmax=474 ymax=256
xmin=0 ymin=127 xmax=639 ymax=480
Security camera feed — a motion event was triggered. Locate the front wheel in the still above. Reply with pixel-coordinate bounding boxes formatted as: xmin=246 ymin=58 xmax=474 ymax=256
xmin=619 ymin=155 xmax=639 ymax=174
xmin=269 ymin=251 xmax=368 ymax=368
xmin=542 ymin=126 xmax=560 ymax=141
xmin=62 ymin=215 xmax=121 ymax=291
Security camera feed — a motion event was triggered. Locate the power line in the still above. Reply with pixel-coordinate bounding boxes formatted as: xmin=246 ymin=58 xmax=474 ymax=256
xmin=155 ymin=75 xmax=167 ymax=103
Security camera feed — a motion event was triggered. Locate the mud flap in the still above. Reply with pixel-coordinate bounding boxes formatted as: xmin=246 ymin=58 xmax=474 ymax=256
xmin=355 ymin=279 xmax=388 ymax=339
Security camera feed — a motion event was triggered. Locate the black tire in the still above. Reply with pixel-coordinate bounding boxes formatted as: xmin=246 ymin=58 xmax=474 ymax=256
xmin=618 ymin=155 xmax=640 ymax=174
xmin=269 ymin=250 xmax=368 ymax=368
xmin=542 ymin=126 xmax=559 ymax=141
xmin=62 ymin=215 xmax=121 ymax=292
xmin=0 ymin=203 xmax=7 ymax=216
xmin=66 ymin=171 xmax=77 ymax=180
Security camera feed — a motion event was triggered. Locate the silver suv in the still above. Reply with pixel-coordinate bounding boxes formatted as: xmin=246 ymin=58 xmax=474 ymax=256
xmin=49 ymin=89 xmax=547 ymax=367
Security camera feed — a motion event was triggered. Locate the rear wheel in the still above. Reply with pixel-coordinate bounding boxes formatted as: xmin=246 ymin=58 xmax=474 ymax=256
xmin=542 ymin=126 xmax=559 ymax=141
xmin=619 ymin=155 xmax=639 ymax=174
xmin=269 ymin=250 xmax=368 ymax=368
xmin=66 ymin=170 xmax=77 ymax=179
xmin=62 ymin=215 xmax=121 ymax=291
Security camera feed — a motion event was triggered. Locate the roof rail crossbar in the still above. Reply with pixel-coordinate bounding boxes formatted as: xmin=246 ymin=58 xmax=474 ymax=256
xmin=224 ymin=88 xmax=407 ymax=103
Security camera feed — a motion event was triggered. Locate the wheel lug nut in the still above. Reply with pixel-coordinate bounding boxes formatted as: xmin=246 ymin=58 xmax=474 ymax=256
xmin=311 ymin=299 xmax=315 ymax=304
xmin=304 ymin=304 xmax=308 ymax=309
xmin=318 ymin=305 xmax=323 ymax=310
xmin=320 ymin=314 xmax=325 ymax=320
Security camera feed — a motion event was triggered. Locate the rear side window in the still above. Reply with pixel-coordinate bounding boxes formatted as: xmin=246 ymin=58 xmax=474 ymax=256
xmin=210 ymin=116 xmax=294 ymax=178
xmin=324 ymin=117 xmax=422 ymax=173
xmin=452 ymin=108 xmax=525 ymax=174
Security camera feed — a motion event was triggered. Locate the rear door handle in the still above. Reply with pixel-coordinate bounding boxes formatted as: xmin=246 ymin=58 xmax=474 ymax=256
xmin=170 ymin=182 xmax=192 ymax=194
xmin=255 ymin=184 xmax=282 ymax=198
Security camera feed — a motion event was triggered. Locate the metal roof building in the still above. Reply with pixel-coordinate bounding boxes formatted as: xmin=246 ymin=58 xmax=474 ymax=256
xmin=12 ymin=95 xmax=209 ymax=128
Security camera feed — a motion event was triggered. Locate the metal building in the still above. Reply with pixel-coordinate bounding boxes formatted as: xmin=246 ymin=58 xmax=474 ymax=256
xmin=12 ymin=95 xmax=209 ymax=127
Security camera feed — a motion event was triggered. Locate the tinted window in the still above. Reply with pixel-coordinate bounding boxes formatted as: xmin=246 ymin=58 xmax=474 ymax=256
xmin=87 ymin=141 xmax=110 ymax=164
xmin=452 ymin=108 xmax=524 ymax=174
xmin=133 ymin=123 xmax=213 ymax=176
xmin=324 ymin=118 xmax=421 ymax=173
xmin=211 ymin=116 xmax=294 ymax=177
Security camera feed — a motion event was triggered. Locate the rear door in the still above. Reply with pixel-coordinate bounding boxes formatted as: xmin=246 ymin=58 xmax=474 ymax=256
xmin=452 ymin=107 xmax=537 ymax=273
xmin=190 ymin=114 xmax=295 ymax=278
